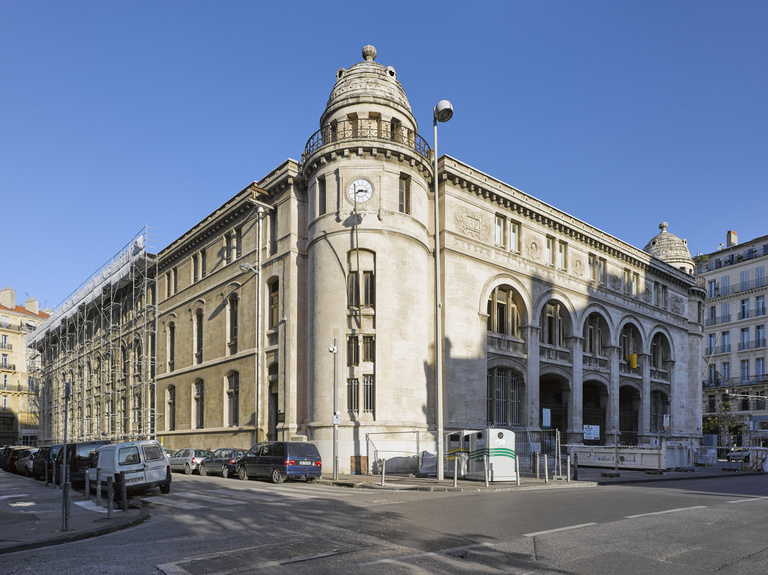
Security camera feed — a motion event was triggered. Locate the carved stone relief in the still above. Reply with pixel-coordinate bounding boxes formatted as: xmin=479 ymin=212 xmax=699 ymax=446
xmin=454 ymin=208 xmax=490 ymax=241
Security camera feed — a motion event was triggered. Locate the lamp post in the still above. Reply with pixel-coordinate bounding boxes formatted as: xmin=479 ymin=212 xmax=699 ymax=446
xmin=239 ymin=260 xmax=262 ymax=443
xmin=329 ymin=340 xmax=339 ymax=480
xmin=433 ymin=99 xmax=453 ymax=481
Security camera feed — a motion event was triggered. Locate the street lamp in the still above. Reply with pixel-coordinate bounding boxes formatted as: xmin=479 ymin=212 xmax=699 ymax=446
xmin=433 ymin=99 xmax=453 ymax=481
xmin=329 ymin=340 xmax=339 ymax=480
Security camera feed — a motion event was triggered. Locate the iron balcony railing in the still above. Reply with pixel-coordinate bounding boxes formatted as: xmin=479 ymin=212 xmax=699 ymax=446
xmin=303 ymin=119 xmax=431 ymax=163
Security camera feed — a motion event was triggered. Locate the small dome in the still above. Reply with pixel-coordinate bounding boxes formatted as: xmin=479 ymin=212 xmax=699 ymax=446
xmin=643 ymin=222 xmax=694 ymax=274
xmin=320 ymin=45 xmax=416 ymax=130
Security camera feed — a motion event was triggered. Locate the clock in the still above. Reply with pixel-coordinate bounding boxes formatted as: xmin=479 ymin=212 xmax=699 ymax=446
xmin=347 ymin=178 xmax=373 ymax=203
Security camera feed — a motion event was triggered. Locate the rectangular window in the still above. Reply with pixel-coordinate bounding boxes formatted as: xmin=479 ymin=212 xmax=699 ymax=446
xmin=168 ymin=324 xmax=175 ymax=373
xmin=557 ymin=241 xmax=566 ymax=270
xmin=757 ymin=295 xmax=766 ymax=317
xmin=757 ymin=357 xmax=765 ymax=378
xmin=318 ymin=177 xmax=326 ymax=216
xmin=362 ymin=335 xmax=375 ymax=362
xmin=741 ymin=327 xmax=750 ymax=350
xmin=741 ymin=270 xmax=750 ymax=291
xmin=166 ymin=272 xmax=171 ymax=298
xmin=510 ymin=222 xmax=519 ymax=253
xmin=757 ymin=325 xmax=765 ymax=348
xmin=172 ymin=268 xmax=178 ymax=294
xmin=347 ymin=379 xmax=359 ymax=413
xmin=227 ymin=373 xmax=239 ymax=426
xmin=269 ymin=282 xmax=279 ymax=329
xmin=348 ymin=271 xmax=375 ymax=308
xmin=347 ymin=336 xmax=359 ymax=366
xmin=546 ymin=237 xmax=554 ymax=266
xmin=192 ymin=254 xmax=199 ymax=283
xmin=194 ymin=309 xmax=203 ymax=365
xmin=722 ymin=361 xmax=730 ymax=381
xmin=721 ymin=302 xmax=730 ymax=323
xmin=589 ymin=254 xmax=597 ymax=282
xmin=757 ymin=266 xmax=765 ymax=288
xmin=623 ymin=269 xmax=631 ymax=294
xmin=722 ymin=331 xmax=730 ymax=353
xmin=226 ymin=234 xmax=232 ymax=264
xmin=721 ymin=274 xmax=730 ymax=295
xmin=399 ymin=175 xmax=411 ymax=215
xmin=741 ymin=359 xmax=750 ymax=383
xmin=597 ymin=257 xmax=606 ymax=285
xmin=363 ymin=375 xmax=375 ymax=414
xmin=235 ymin=226 xmax=242 ymax=259
xmin=269 ymin=211 xmax=278 ymax=255
xmin=632 ymin=273 xmax=639 ymax=297
xmin=228 ymin=296 xmax=238 ymax=354
xmin=201 ymin=249 xmax=207 ymax=278
xmin=494 ymin=215 xmax=506 ymax=247
xmin=708 ymin=280 xmax=717 ymax=298
xmin=740 ymin=299 xmax=750 ymax=320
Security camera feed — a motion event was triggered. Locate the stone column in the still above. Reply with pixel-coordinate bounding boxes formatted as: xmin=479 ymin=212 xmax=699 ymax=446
xmin=525 ymin=326 xmax=541 ymax=429
xmin=640 ymin=353 xmax=652 ymax=442
xmin=607 ymin=345 xmax=621 ymax=438
xmin=567 ymin=335 xmax=584 ymax=443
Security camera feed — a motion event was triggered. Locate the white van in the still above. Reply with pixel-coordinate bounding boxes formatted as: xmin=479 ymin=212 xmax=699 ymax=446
xmin=88 ymin=440 xmax=171 ymax=494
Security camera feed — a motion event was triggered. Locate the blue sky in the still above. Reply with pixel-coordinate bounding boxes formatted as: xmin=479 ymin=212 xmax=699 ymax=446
xmin=2 ymin=1 xmax=767 ymax=310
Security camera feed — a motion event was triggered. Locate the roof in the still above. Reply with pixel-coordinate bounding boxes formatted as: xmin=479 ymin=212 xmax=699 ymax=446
xmin=0 ymin=303 xmax=49 ymax=320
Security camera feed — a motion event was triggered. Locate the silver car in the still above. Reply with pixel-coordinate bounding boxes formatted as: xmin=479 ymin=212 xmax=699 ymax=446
xmin=14 ymin=448 xmax=38 ymax=477
xmin=169 ymin=448 xmax=210 ymax=475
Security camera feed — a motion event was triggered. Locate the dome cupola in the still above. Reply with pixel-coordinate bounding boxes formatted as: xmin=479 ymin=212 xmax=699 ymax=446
xmin=643 ymin=222 xmax=694 ymax=274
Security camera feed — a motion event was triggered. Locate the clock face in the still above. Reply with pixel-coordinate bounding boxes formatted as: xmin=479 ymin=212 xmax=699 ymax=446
xmin=348 ymin=178 xmax=373 ymax=203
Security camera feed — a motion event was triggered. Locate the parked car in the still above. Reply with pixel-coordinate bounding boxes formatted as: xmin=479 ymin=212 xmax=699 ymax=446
xmin=88 ymin=440 xmax=171 ymax=495
xmin=55 ymin=440 xmax=111 ymax=487
xmin=0 ymin=445 xmax=30 ymax=471
xmin=727 ymin=448 xmax=751 ymax=463
xmin=6 ymin=446 xmax=33 ymax=473
xmin=169 ymin=448 xmax=210 ymax=475
xmin=199 ymin=448 xmax=246 ymax=478
xmin=32 ymin=444 xmax=63 ymax=481
xmin=237 ymin=441 xmax=322 ymax=484
xmin=14 ymin=448 xmax=38 ymax=476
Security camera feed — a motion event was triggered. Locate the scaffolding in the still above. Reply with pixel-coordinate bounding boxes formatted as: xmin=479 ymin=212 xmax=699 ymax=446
xmin=28 ymin=227 xmax=158 ymax=444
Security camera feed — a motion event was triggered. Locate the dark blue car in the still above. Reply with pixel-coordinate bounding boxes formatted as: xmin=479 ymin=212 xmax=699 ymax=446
xmin=237 ymin=441 xmax=322 ymax=484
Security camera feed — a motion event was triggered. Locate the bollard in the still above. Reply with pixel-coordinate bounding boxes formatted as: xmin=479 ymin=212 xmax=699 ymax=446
xmin=96 ymin=469 xmax=102 ymax=505
xmin=62 ymin=482 xmax=71 ymax=531
xmin=453 ymin=454 xmax=458 ymax=488
xmin=515 ymin=453 xmax=520 ymax=486
xmin=119 ymin=471 xmax=128 ymax=512
xmin=380 ymin=459 xmax=386 ymax=487
xmin=107 ymin=476 xmax=114 ymax=519
xmin=574 ymin=452 xmax=579 ymax=481
xmin=484 ymin=454 xmax=489 ymax=487
xmin=566 ymin=454 xmax=571 ymax=483
xmin=45 ymin=463 xmax=49 ymax=487
xmin=84 ymin=472 xmax=90 ymax=500
xmin=535 ymin=452 xmax=540 ymax=480
xmin=544 ymin=454 xmax=549 ymax=484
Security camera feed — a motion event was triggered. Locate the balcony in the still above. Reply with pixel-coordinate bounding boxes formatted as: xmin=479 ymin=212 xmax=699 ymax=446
xmin=0 ymin=363 xmax=16 ymax=372
xmin=303 ymin=119 xmax=431 ymax=163
xmin=540 ymin=343 xmax=570 ymax=363
xmin=487 ymin=333 xmax=526 ymax=356
xmin=583 ymin=353 xmax=608 ymax=370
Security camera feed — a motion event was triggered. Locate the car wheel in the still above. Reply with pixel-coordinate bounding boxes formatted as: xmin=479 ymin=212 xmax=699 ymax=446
xmin=308 ymin=477 xmax=318 ymax=483
xmin=184 ymin=463 xmax=192 ymax=475
xmin=199 ymin=464 xmax=207 ymax=477
xmin=222 ymin=466 xmax=229 ymax=479
xmin=271 ymin=468 xmax=285 ymax=484
xmin=159 ymin=483 xmax=171 ymax=494
xmin=238 ymin=466 xmax=248 ymax=481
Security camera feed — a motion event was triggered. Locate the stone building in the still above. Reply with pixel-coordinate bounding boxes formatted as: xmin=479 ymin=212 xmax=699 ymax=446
xmin=34 ymin=46 xmax=706 ymax=473
xmin=0 ymin=287 xmax=48 ymax=445
xmin=697 ymin=230 xmax=768 ymax=447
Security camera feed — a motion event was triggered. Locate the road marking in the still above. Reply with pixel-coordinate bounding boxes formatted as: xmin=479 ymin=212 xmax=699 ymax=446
xmin=360 ymin=542 xmax=495 ymax=566
xmin=626 ymin=505 xmax=706 ymax=518
xmin=173 ymin=491 xmax=245 ymax=505
xmin=142 ymin=496 xmax=205 ymax=509
xmin=728 ymin=496 xmax=768 ymax=504
xmin=523 ymin=523 xmax=597 ymax=538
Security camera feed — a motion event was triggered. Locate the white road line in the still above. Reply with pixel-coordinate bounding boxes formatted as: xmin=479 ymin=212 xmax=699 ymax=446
xmin=523 ymin=523 xmax=598 ymax=538
xmin=360 ymin=542 xmax=495 ymax=566
xmin=142 ymin=496 xmax=205 ymax=509
xmin=625 ymin=505 xmax=706 ymax=519
xmin=728 ymin=497 xmax=768 ymax=504
xmin=172 ymin=491 xmax=245 ymax=506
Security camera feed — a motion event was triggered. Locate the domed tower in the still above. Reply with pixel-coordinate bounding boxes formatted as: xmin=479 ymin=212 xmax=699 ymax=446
xmin=643 ymin=222 xmax=694 ymax=274
xmin=302 ymin=46 xmax=435 ymax=471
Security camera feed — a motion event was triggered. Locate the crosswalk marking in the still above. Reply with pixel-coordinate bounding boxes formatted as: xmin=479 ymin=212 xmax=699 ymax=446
xmin=173 ymin=491 xmax=245 ymax=506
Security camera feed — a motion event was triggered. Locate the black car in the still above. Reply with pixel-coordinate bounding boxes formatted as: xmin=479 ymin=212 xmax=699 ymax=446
xmin=237 ymin=441 xmax=322 ymax=484
xmin=199 ymin=448 xmax=246 ymax=479
xmin=55 ymin=440 xmax=111 ymax=487
xmin=33 ymin=444 xmax=63 ymax=480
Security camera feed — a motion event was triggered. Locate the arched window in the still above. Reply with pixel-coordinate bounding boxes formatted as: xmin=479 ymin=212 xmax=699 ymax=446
xmin=168 ymin=322 xmax=176 ymax=372
xmin=227 ymin=294 xmax=238 ymax=355
xmin=194 ymin=309 xmax=204 ymax=365
xmin=226 ymin=372 xmax=239 ymax=427
xmin=269 ymin=282 xmax=279 ymax=329
xmin=540 ymin=302 xmax=566 ymax=346
xmin=167 ymin=385 xmax=176 ymax=431
xmin=487 ymin=286 xmax=521 ymax=337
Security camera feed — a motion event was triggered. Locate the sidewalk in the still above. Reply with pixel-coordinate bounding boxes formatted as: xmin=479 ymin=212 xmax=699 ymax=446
xmin=317 ymin=460 xmax=764 ymax=491
xmin=0 ymin=471 xmax=149 ymax=555
xmin=0 ymin=461 xmax=761 ymax=555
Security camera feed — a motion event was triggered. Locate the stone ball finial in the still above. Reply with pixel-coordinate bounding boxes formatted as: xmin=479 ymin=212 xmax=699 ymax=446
xmin=362 ymin=45 xmax=377 ymax=61
xmin=659 ymin=222 xmax=669 ymax=232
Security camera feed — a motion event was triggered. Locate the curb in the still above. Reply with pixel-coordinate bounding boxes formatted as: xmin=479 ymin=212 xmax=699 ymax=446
xmin=594 ymin=469 xmax=765 ymax=486
xmin=0 ymin=505 xmax=151 ymax=555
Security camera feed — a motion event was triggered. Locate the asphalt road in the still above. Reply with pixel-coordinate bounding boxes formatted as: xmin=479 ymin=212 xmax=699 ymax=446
xmin=4 ymin=473 xmax=768 ymax=574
